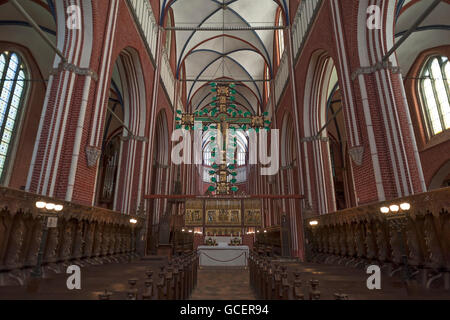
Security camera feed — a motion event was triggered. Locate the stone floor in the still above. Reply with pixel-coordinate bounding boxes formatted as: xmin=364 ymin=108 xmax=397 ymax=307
xmin=272 ymin=261 xmax=450 ymax=300
xmin=0 ymin=258 xmax=448 ymax=300
xmin=190 ymin=268 xmax=256 ymax=300
xmin=0 ymin=258 xmax=167 ymax=300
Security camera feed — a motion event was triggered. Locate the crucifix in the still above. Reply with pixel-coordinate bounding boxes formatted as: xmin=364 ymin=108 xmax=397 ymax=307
xmin=175 ymin=82 xmax=271 ymax=194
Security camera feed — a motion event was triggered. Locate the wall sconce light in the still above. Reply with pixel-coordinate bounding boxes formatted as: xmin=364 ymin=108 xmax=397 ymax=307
xmin=188 ymin=230 xmax=193 ymax=233
xmin=36 ymin=201 xmax=64 ymax=212
xmin=263 ymin=230 xmax=267 ymax=233
xmin=389 ymin=205 xmax=400 ymax=213
xmin=35 ymin=201 xmax=46 ymax=209
xmin=45 ymin=203 xmax=56 ymax=210
xmin=380 ymin=207 xmax=390 ymax=214
xmin=309 ymin=220 xmax=319 ymax=226
xmin=400 ymin=202 xmax=411 ymax=211
xmin=129 ymin=218 xmax=138 ymax=224
xmin=182 ymin=228 xmax=185 ymax=232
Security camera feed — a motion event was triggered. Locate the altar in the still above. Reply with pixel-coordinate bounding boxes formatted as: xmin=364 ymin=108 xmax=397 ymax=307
xmin=198 ymin=245 xmax=249 ymax=268
xmin=185 ymin=198 xmax=259 ymax=268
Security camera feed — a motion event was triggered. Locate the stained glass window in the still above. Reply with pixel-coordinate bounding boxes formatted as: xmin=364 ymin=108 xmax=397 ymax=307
xmin=0 ymin=51 xmax=27 ymax=180
xmin=419 ymin=56 xmax=450 ymax=136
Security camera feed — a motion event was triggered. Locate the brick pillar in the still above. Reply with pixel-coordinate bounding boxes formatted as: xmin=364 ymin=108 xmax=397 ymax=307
xmin=329 ymin=0 xmax=426 ymax=205
xmin=26 ymin=0 xmax=123 ymax=207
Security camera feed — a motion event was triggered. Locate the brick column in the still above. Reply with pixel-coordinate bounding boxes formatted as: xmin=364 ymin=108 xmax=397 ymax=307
xmin=329 ymin=0 xmax=425 ymax=205
xmin=26 ymin=0 xmax=99 ymax=205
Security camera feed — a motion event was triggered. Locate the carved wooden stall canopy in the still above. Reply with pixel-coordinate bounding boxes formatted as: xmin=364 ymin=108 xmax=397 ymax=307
xmin=0 ymin=187 xmax=144 ymax=286
xmin=305 ymin=187 xmax=450 ymax=289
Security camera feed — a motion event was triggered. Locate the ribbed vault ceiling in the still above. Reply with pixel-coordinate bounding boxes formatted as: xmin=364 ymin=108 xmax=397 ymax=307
xmin=395 ymin=0 xmax=450 ymax=76
xmin=160 ymin=0 xmax=288 ymax=114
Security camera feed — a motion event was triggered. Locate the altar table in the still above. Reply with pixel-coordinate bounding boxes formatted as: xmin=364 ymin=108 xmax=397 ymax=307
xmin=198 ymin=245 xmax=249 ymax=267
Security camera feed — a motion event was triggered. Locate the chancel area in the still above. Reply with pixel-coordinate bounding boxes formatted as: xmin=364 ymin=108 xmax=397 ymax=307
xmin=0 ymin=0 xmax=449 ymax=301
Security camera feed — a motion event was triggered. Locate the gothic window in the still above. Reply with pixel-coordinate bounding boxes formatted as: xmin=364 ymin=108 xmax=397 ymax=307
xmin=276 ymin=9 xmax=285 ymax=64
xmin=0 ymin=51 xmax=27 ymax=181
xmin=203 ymin=145 xmax=213 ymax=166
xmin=264 ymin=65 xmax=270 ymax=102
xmin=237 ymin=148 xmax=246 ymax=166
xmin=166 ymin=13 xmax=173 ymax=55
xmin=203 ymin=144 xmax=245 ymax=167
xmin=98 ymin=135 xmax=120 ymax=206
xmin=419 ymin=55 xmax=450 ymax=137
xmin=179 ymin=67 xmax=185 ymax=99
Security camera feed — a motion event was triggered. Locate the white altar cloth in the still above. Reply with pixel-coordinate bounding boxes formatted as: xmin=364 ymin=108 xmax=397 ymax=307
xmin=198 ymin=245 xmax=249 ymax=267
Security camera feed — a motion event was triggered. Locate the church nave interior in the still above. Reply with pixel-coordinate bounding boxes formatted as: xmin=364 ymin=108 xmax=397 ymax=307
xmin=0 ymin=0 xmax=448 ymax=303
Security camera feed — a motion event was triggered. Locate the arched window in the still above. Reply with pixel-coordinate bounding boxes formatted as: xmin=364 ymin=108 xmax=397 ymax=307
xmin=419 ymin=55 xmax=450 ymax=137
xmin=0 ymin=51 xmax=27 ymax=181
xmin=203 ymin=144 xmax=213 ymax=166
xmin=276 ymin=9 xmax=285 ymax=64
xmin=237 ymin=146 xmax=246 ymax=166
xmin=179 ymin=67 xmax=185 ymax=99
xmin=98 ymin=134 xmax=121 ymax=205
xmin=166 ymin=13 xmax=173 ymax=54
xmin=264 ymin=65 xmax=270 ymax=102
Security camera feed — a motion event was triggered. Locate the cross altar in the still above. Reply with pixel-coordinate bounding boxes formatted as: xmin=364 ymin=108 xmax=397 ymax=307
xmin=198 ymin=244 xmax=249 ymax=268
xmin=175 ymin=83 xmax=271 ymax=195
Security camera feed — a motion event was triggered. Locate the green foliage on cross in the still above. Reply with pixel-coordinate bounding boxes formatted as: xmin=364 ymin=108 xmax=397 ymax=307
xmin=175 ymin=82 xmax=272 ymax=194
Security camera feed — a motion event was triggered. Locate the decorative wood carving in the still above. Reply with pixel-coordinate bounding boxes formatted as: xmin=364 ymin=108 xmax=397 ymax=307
xmin=5 ymin=218 xmax=25 ymax=268
xmin=354 ymin=223 xmax=366 ymax=259
xmin=423 ymin=215 xmax=444 ymax=269
xmin=0 ymin=187 xmax=143 ymax=283
xmin=374 ymin=221 xmax=389 ymax=262
xmin=405 ymin=219 xmax=423 ymax=266
xmin=345 ymin=223 xmax=356 ymax=257
xmin=365 ymin=222 xmax=377 ymax=260
xmin=304 ymin=187 xmax=450 ymax=283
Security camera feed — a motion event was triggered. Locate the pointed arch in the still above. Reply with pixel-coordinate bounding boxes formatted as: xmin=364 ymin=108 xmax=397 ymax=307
xmin=93 ymin=47 xmax=147 ymax=214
